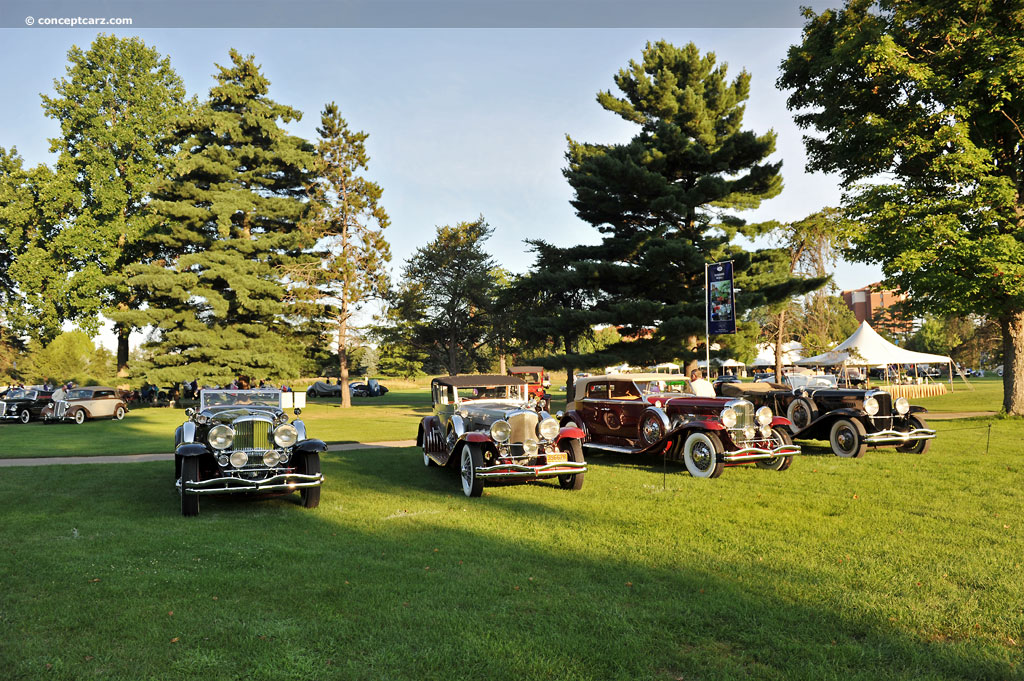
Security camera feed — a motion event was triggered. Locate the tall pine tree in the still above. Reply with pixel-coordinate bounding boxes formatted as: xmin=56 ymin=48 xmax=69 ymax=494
xmin=124 ymin=50 xmax=317 ymax=385
xmin=560 ymin=41 xmax=818 ymax=370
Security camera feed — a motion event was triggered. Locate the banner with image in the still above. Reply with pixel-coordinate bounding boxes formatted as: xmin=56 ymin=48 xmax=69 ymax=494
xmin=707 ymin=261 xmax=736 ymax=335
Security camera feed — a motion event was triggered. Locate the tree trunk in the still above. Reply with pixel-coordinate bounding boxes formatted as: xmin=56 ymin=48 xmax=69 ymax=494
xmin=564 ymin=337 xmax=575 ymax=403
xmin=1002 ymin=311 xmax=1024 ymax=415
xmin=448 ymin=330 xmax=458 ymax=376
xmin=339 ymin=306 xmax=351 ymax=409
xmin=116 ymin=324 xmax=130 ymax=377
xmin=499 ymin=352 xmax=506 ymax=375
xmin=684 ymin=334 xmax=700 ymax=378
xmin=774 ymin=310 xmax=786 ymax=384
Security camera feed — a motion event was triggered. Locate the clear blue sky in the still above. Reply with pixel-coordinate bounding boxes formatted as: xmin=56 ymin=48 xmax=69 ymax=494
xmin=0 ymin=25 xmax=884 ymax=346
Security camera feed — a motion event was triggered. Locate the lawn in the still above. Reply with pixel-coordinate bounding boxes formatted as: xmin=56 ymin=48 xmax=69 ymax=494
xmin=1 ymin=418 xmax=1021 ymax=680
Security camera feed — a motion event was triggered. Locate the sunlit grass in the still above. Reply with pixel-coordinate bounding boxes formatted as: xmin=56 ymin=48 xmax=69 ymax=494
xmin=0 ymin=416 xmax=1021 ymax=680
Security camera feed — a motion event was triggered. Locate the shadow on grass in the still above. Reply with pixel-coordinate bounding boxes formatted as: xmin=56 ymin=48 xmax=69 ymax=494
xmin=0 ymin=451 xmax=1017 ymax=681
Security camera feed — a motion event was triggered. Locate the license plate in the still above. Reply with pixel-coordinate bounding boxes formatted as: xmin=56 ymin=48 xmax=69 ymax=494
xmin=546 ymin=452 xmax=568 ymax=463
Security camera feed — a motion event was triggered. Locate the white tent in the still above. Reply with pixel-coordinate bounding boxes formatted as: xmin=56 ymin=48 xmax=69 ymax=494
xmin=797 ymin=321 xmax=952 ymax=367
xmin=750 ymin=341 xmax=803 ymax=367
xmin=651 ymin=362 xmax=681 ymax=373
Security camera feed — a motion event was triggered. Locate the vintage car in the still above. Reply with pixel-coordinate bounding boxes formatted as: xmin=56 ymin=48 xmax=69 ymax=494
xmin=42 ymin=386 xmax=128 ymax=424
xmin=306 ymin=380 xmax=344 ymax=398
xmin=718 ymin=374 xmax=935 ymax=457
xmin=417 ymin=375 xmax=587 ymax=497
xmin=174 ymin=389 xmax=325 ymax=516
xmin=561 ymin=374 xmax=800 ymax=478
xmin=508 ymin=366 xmax=551 ymax=411
xmin=0 ymin=387 xmax=54 ymax=424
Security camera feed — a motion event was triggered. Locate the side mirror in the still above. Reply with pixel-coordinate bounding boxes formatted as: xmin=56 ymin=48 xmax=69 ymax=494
xmin=185 ymin=407 xmax=195 ymax=418
xmin=294 ymin=408 xmax=302 ymax=416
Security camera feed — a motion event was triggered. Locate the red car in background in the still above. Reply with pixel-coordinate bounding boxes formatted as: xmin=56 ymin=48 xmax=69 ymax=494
xmin=508 ymin=365 xmax=551 ymax=411
xmin=562 ymin=374 xmax=800 ymax=478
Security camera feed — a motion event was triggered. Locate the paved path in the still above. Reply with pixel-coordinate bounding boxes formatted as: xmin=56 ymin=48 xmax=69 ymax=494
xmin=0 ymin=439 xmax=417 ymax=468
xmin=925 ymin=411 xmax=997 ymax=420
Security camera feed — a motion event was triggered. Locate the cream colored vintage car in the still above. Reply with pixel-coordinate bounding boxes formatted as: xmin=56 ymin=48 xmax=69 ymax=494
xmin=42 ymin=386 xmax=128 ymax=424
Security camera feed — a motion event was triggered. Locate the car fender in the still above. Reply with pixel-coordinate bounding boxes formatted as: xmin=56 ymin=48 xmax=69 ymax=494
xmin=448 ymin=413 xmax=466 ymax=440
xmin=908 ymin=405 xmax=928 ymax=415
xmin=555 ymin=425 xmax=585 ymax=443
xmin=560 ymin=410 xmax=587 ymax=432
xmin=682 ymin=419 xmax=726 ymax=431
xmin=770 ymin=416 xmax=792 ymax=429
xmin=176 ymin=443 xmax=208 ymax=458
xmin=461 ymin=432 xmax=491 ymax=444
xmin=417 ymin=416 xmax=438 ymax=447
xmin=294 ymin=439 xmax=327 ymax=454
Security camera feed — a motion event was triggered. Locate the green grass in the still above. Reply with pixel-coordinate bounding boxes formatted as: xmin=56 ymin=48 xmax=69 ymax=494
xmin=911 ymin=376 xmax=1003 ymax=413
xmin=1 ymin=417 xmax=1022 ymax=680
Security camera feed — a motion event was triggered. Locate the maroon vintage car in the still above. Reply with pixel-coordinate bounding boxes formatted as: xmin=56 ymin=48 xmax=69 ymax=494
xmin=561 ymin=374 xmax=799 ymax=478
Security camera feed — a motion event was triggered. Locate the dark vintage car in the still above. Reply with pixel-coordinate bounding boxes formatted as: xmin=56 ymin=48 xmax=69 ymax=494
xmin=417 ymin=375 xmax=587 ymax=497
xmin=0 ymin=387 xmax=54 ymax=424
xmin=42 ymin=386 xmax=129 ymax=424
xmin=718 ymin=374 xmax=935 ymax=457
xmin=508 ymin=365 xmax=551 ymax=411
xmin=562 ymin=374 xmax=799 ymax=478
xmin=174 ymin=389 xmax=326 ymax=516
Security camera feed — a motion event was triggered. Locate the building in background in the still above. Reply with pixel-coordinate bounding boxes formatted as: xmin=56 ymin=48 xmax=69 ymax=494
xmin=841 ymin=284 xmax=914 ymax=336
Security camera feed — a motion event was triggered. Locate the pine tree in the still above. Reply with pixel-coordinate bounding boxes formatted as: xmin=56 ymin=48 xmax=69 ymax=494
xmin=123 ymin=50 xmax=317 ymax=385
xmin=560 ymin=41 xmax=818 ymax=370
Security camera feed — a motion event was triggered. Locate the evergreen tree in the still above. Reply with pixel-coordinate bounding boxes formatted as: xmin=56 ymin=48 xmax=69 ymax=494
xmin=123 ymin=50 xmax=317 ymax=385
xmin=560 ymin=41 xmax=818 ymax=371
xmin=41 ymin=35 xmax=188 ymax=373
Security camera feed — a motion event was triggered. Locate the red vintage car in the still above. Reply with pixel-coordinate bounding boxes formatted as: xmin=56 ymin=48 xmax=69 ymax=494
xmin=561 ymin=374 xmax=800 ymax=478
xmin=507 ymin=365 xmax=550 ymax=411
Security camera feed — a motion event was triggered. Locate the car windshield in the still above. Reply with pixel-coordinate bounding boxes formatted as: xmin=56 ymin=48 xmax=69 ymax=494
xmin=66 ymin=389 xmax=92 ymax=400
xmin=512 ymin=372 xmax=540 ymax=383
xmin=457 ymin=385 xmax=525 ymax=401
xmin=201 ymin=389 xmax=282 ymax=409
xmin=787 ymin=374 xmax=838 ymax=389
xmin=636 ymin=380 xmax=692 ymax=395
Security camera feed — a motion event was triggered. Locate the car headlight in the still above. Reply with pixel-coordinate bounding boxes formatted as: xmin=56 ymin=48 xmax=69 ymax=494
xmin=263 ymin=450 xmax=283 ymax=467
xmin=755 ymin=406 xmax=773 ymax=426
xmin=895 ymin=397 xmax=910 ymax=415
xmin=274 ymin=423 xmax=298 ymax=448
xmin=490 ymin=420 xmax=512 ymax=442
xmin=743 ymin=426 xmax=757 ymax=441
xmin=864 ymin=396 xmax=879 ymax=416
xmin=537 ymin=417 xmax=559 ymax=441
xmin=208 ymin=424 xmax=234 ymax=450
xmin=229 ymin=451 xmax=248 ymax=468
xmin=720 ymin=407 xmax=737 ymax=429
xmin=523 ymin=439 xmax=539 ymax=456
xmin=760 ymin=425 xmax=772 ymax=439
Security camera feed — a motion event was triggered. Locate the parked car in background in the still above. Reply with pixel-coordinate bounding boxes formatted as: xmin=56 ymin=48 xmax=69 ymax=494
xmin=718 ymin=374 xmax=935 ymax=457
xmin=365 ymin=379 xmax=389 ymax=397
xmin=0 ymin=387 xmax=54 ymax=424
xmin=307 ymin=381 xmax=344 ymax=398
xmin=174 ymin=389 xmax=325 ymax=516
xmin=417 ymin=375 xmax=586 ymax=497
xmin=508 ymin=365 xmax=550 ymax=411
xmin=713 ymin=374 xmax=741 ymax=384
xmin=562 ymin=374 xmax=799 ymax=478
xmin=42 ymin=386 xmax=128 ymax=424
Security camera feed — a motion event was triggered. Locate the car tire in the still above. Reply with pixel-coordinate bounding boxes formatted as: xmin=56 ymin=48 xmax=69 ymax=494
xmin=460 ymin=445 xmax=484 ymax=497
xmin=180 ymin=457 xmax=200 ymax=517
xmin=114 ymin=405 xmax=126 ymax=421
xmin=18 ymin=409 xmax=31 ymax=424
xmin=756 ymin=427 xmax=794 ymax=471
xmin=73 ymin=409 xmax=86 ymax=425
xmin=682 ymin=431 xmax=725 ymax=479
xmin=896 ymin=415 xmax=931 ymax=455
xmin=557 ymin=438 xmax=585 ymax=491
xmin=830 ymin=418 xmax=867 ymax=458
xmin=298 ymin=452 xmax=321 ymax=509
xmin=786 ymin=397 xmax=817 ymax=432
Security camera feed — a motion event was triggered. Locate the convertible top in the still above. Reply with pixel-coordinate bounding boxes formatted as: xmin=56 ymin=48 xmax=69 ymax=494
xmin=432 ymin=375 xmax=526 ymax=388
xmin=508 ymin=366 xmax=544 ymax=373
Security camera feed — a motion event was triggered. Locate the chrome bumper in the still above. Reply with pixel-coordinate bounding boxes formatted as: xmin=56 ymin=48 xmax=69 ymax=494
xmin=864 ymin=428 xmax=936 ymax=445
xmin=721 ymin=444 xmax=801 ymax=463
xmin=179 ymin=472 xmax=323 ymax=495
xmin=475 ymin=461 xmax=588 ymax=480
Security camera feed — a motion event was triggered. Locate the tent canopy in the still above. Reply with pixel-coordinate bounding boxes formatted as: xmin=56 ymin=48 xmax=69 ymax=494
xmin=750 ymin=341 xmax=803 ymax=367
xmin=797 ymin=321 xmax=952 ymax=367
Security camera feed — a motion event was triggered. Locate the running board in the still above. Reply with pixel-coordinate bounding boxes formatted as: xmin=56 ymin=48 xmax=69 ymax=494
xmin=583 ymin=442 xmax=639 ymax=454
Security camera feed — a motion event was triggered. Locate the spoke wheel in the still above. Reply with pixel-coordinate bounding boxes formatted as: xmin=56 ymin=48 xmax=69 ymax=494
xmin=830 ymin=418 xmax=867 ymax=458
xmin=557 ymin=438 xmax=585 ymax=491
xmin=180 ymin=457 xmax=200 ymax=517
xmin=896 ymin=415 xmax=931 ymax=454
xmin=640 ymin=412 xmax=666 ymax=447
xmin=298 ymin=452 xmax=321 ymax=509
xmin=682 ymin=431 xmax=725 ymax=479
xmin=460 ymin=445 xmax=484 ymax=497
xmin=756 ymin=427 xmax=794 ymax=471
xmin=786 ymin=398 xmax=816 ymax=432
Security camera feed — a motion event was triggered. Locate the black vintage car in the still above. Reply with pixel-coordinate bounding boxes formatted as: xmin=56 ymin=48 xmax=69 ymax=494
xmin=174 ymin=389 xmax=326 ymax=516
xmin=719 ymin=374 xmax=934 ymax=457
xmin=0 ymin=387 xmax=54 ymax=424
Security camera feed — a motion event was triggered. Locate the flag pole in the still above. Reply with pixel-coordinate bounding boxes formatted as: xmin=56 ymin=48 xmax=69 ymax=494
xmin=705 ymin=263 xmax=710 ymax=377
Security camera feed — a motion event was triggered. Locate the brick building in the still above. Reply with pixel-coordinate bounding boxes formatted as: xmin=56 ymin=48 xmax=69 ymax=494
xmin=841 ymin=284 xmax=913 ymax=334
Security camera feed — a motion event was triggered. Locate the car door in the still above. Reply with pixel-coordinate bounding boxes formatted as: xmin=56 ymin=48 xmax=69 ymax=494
xmin=578 ymin=381 xmax=612 ymax=437
xmin=608 ymin=380 xmax=648 ymax=437
xmin=92 ymin=390 xmax=116 ymax=417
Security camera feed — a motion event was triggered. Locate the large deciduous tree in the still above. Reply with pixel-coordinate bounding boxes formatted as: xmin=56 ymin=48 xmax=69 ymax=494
xmin=778 ymin=0 xmax=1024 ymax=414
xmin=290 ymin=102 xmax=391 ymax=407
xmin=561 ymin=40 xmax=819 ymax=372
xmin=41 ymin=34 xmax=188 ymax=373
xmin=124 ymin=50 xmax=317 ymax=385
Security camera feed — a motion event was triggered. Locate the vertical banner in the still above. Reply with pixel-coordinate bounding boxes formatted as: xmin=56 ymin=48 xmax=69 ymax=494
xmin=707 ymin=261 xmax=736 ymax=335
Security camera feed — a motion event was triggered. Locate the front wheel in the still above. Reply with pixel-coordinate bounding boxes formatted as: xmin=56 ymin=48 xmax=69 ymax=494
xmin=298 ymin=452 xmax=321 ymax=509
xmin=18 ymin=409 xmax=31 ymax=424
xmin=180 ymin=457 xmax=200 ymax=516
xmin=756 ymin=427 xmax=794 ymax=471
xmin=460 ymin=445 xmax=484 ymax=497
xmin=830 ymin=418 xmax=867 ymax=458
xmin=557 ymin=439 xmax=585 ymax=491
xmin=682 ymin=431 xmax=725 ymax=479
xmin=896 ymin=415 xmax=931 ymax=455
xmin=786 ymin=398 xmax=816 ymax=432
xmin=114 ymin=405 xmax=126 ymax=420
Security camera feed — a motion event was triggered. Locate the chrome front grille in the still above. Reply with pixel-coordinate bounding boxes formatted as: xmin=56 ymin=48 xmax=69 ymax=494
xmin=732 ymin=401 xmax=754 ymax=429
xmin=0 ymin=401 xmax=6 ymax=414
xmin=508 ymin=411 xmax=539 ymax=443
xmin=871 ymin=392 xmax=893 ymax=417
xmin=231 ymin=418 xmax=273 ymax=453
